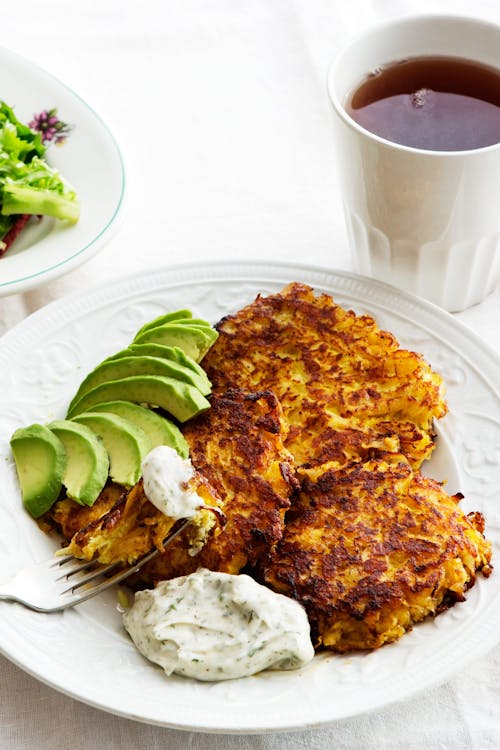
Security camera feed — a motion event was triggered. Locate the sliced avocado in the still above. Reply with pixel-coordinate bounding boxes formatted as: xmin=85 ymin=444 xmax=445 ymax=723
xmin=86 ymin=401 xmax=189 ymax=458
xmin=140 ymin=321 xmax=217 ymax=339
xmin=134 ymin=309 xmax=193 ymax=338
xmin=67 ymin=375 xmax=210 ymax=423
xmin=71 ymin=412 xmax=151 ymax=487
xmin=67 ymin=355 xmax=211 ymax=414
xmin=132 ymin=325 xmax=202 ymax=360
xmin=104 ymin=344 xmax=212 ymax=392
xmin=47 ymin=419 xmax=109 ymax=506
xmin=10 ymin=423 xmax=67 ymax=518
xmin=133 ymin=323 xmax=218 ymax=362
xmin=195 ymin=327 xmax=218 ymax=360
xmin=164 ymin=317 xmax=214 ymax=328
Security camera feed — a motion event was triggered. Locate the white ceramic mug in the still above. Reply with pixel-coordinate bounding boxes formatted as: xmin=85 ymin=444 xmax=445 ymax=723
xmin=327 ymin=14 xmax=500 ymax=312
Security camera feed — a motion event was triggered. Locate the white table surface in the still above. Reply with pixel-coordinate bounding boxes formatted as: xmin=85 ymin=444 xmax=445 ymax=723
xmin=1 ymin=1 xmax=499 ymax=747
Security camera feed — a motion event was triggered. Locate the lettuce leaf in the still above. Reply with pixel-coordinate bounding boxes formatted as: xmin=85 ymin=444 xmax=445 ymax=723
xmin=0 ymin=102 xmax=79 ymax=236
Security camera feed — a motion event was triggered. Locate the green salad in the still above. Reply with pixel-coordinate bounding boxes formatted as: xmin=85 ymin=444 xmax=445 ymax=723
xmin=0 ymin=101 xmax=79 ymax=255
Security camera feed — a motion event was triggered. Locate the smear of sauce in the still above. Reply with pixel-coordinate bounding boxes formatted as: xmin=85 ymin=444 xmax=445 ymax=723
xmin=141 ymin=445 xmax=202 ymax=519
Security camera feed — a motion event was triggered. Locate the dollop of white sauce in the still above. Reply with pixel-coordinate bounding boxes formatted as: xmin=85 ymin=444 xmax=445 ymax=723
xmin=123 ymin=568 xmax=314 ymax=681
xmin=141 ymin=445 xmax=202 ymax=519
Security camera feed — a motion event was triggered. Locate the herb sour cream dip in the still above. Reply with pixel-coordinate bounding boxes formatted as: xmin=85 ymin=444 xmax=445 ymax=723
xmin=122 ymin=568 xmax=315 ymax=682
xmin=141 ymin=445 xmax=203 ymax=519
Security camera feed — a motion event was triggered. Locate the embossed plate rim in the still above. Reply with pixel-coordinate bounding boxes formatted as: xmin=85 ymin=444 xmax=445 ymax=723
xmin=0 ymin=260 xmax=499 ymax=734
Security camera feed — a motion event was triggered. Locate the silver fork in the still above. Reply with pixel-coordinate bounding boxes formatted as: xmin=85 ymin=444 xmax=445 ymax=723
xmin=0 ymin=518 xmax=190 ymax=613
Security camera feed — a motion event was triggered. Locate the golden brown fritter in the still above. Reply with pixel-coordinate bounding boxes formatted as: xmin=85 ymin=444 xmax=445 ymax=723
xmin=131 ymin=388 xmax=296 ymax=587
xmin=203 ymin=283 xmax=447 ymax=471
xmin=262 ymin=453 xmax=492 ymax=652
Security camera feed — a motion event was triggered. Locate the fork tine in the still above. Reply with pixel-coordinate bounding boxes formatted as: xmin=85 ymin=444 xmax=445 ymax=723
xmin=61 ymin=560 xmax=123 ymax=593
xmin=54 ymin=558 xmax=102 ymax=580
xmin=49 ymin=555 xmax=74 ymax=567
xmin=61 ymin=517 xmax=191 ymax=602
xmin=67 ymin=548 xmax=162 ymax=600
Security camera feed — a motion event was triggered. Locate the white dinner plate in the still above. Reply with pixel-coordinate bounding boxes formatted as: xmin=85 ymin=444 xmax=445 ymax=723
xmin=0 ymin=261 xmax=499 ymax=734
xmin=0 ymin=46 xmax=124 ymax=297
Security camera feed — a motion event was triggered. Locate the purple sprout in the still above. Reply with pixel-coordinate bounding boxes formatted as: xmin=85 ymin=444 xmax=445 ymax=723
xmin=29 ymin=108 xmax=72 ymax=145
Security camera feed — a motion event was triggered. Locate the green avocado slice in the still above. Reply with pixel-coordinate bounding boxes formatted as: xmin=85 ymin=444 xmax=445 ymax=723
xmin=67 ymin=354 xmax=211 ymax=415
xmin=103 ymin=344 xmax=212 ymax=392
xmin=71 ymin=412 xmax=151 ymax=488
xmin=86 ymin=401 xmax=189 ymax=458
xmin=10 ymin=423 xmax=67 ymax=518
xmin=133 ymin=309 xmax=193 ymax=338
xmin=133 ymin=323 xmax=218 ymax=362
xmin=160 ymin=318 xmax=214 ymax=328
xmin=47 ymin=420 xmax=109 ymax=507
xmin=67 ymin=375 xmax=210 ymax=423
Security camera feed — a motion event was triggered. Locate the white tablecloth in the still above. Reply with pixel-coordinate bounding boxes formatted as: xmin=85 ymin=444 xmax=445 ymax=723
xmin=1 ymin=1 xmax=499 ymax=747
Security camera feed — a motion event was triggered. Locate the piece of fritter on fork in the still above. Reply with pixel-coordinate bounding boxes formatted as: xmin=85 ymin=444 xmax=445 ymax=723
xmin=262 ymin=453 xmax=492 ymax=652
xmin=203 ymin=283 xmax=447 ymax=472
xmin=53 ymin=476 xmax=219 ymax=566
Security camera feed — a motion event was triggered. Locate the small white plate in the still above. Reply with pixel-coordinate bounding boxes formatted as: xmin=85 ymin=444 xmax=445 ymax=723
xmin=0 ymin=261 xmax=499 ymax=733
xmin=0 ymin=46 xmax=124 ymax=296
